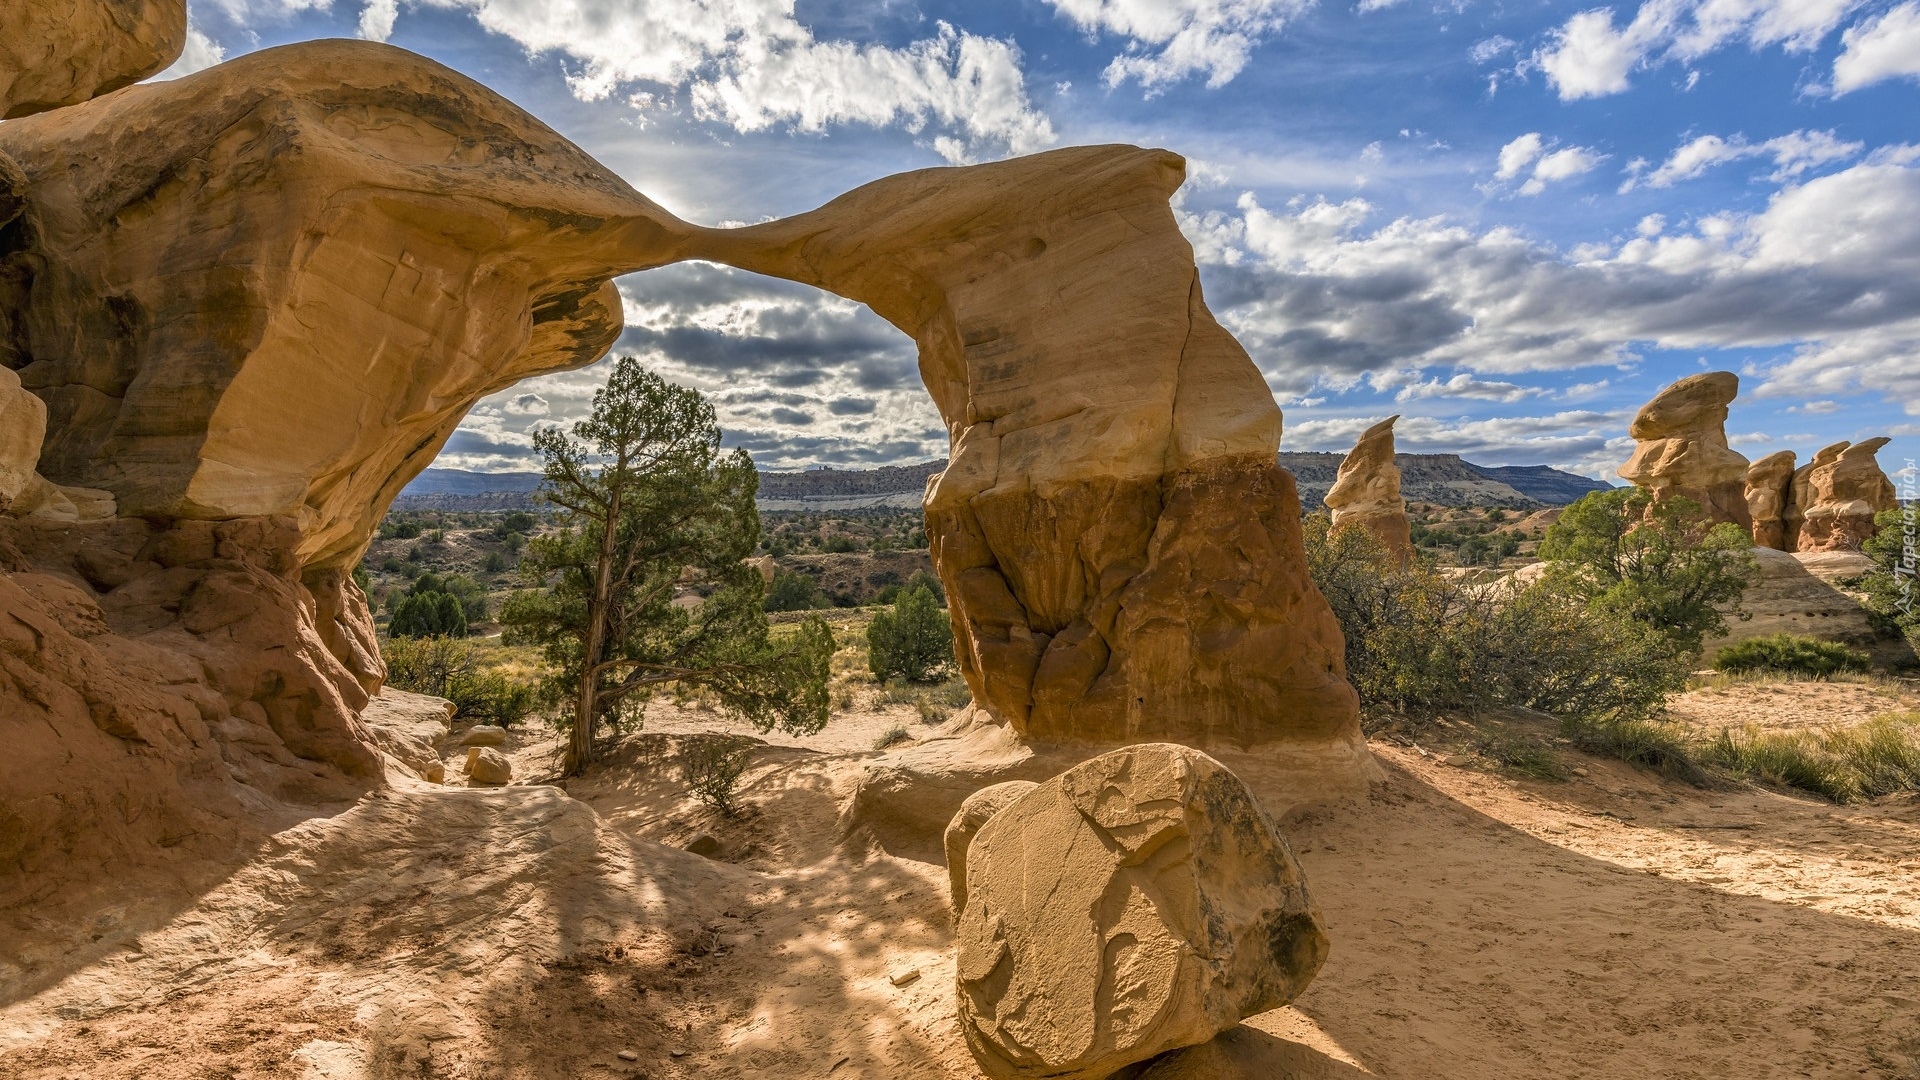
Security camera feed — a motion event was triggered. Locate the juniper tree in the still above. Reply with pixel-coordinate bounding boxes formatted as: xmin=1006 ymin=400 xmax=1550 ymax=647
xmin=500 ymin=357 xmax=833 ymax=776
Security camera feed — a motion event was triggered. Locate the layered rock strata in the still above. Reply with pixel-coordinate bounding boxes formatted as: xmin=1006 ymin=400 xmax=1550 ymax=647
xmin=0 ymin=0 xmax=185 ymax=118
xmin=952 ymin=744 xmax=1328 ymax=1080
xmin=1323 ymin=415 xmax=1412 ymax=559
xmin=1617 ymin=372 xmax=1751 ymax=529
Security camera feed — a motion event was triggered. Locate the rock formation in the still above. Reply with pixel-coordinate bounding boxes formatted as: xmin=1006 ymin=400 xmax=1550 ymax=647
xmin=1745 ymin=451 xmax=1796 ymax=550
xmin=943 ymin=779 xmax=1039 ymax=912
xmin=1323 ymin=415 xmax=1412 ymax=558
xmin=0 ymin=0 xmax=185 ymax=118
xmin=952 ymin=744 xmax=1327 ymax=1080
xmin=1794 ymin=438 xmax=1897 ymax=552
xmin=1617 ymin=372 xmax=1752 ymax=529
xmin=1786 ymin=442 xmax=1848 ymax=550
xmin=2 ymin=28 xmax=1373 ymax=898
xmin=702 ymin=149 xmax=1360 ymax=754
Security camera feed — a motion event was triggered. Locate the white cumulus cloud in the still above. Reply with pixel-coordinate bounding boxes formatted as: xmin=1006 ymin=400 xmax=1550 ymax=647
xmin=1833 ymin=2 xmax=1920 ymax=94
xmin=1624 ymin=129 xmax=1863 ymax=190
xmin=1493 ymin=134 xmax=1604 ymax=194
xmin=391 ymin=1 xmax=1053 ymax=162
xmin=150 ymin=23 xmax=228 ymax=80
xmin=1533 ymin=0 xmax=1864 ymax=100
xmin=1043 ymin=0 xmax=1311 ymax=90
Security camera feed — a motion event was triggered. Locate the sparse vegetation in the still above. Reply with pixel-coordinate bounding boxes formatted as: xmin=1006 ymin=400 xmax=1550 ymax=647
xmin=764 ymin=567 xmax=829 ymax=612
xmin=872 ymin=724 xmax=912 ymax=750
xmin=679 ymin=735 xmax=759 ymax=815
xmin=1704 ymin=714 xmax=1920 ymax=802
xmin=381 ymin=636 xmax=541 ymax=726
xmin=1712 ymin=633 xmax=1871 ymax=679
xmin=1472 ymin=729 xmax=1567 ymax=781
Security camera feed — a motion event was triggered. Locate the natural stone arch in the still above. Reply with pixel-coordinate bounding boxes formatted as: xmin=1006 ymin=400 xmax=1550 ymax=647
xmin=1 ymin=39 xmax=1363 ymax=766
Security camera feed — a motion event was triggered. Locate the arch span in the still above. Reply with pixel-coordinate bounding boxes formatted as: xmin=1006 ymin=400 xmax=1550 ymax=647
xmin=1 ymin=39 xmax=1363 ymax=763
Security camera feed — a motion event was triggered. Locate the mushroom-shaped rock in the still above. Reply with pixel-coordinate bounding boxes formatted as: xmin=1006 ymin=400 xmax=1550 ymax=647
xmin=1617 ymin=372 xmax=1751 ymax=528
xmin=0 ymin=0 xmax=185 ymax=118
xmin=1323 ymin=415 xmax=1412 ymax=559
xmin=1796 ymin=437 xmax=1897 ymax=553
xmin=954 ymin=744 xmax=1327 ymax=1080
xmin=1786 ymin=441 xmax=1848 ymax=550
xmin=1745 ymin=451 xmax=1797 ymax=550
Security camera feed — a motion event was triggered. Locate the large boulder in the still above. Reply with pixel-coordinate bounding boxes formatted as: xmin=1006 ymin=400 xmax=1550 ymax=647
xmin=1795 ymin=437 xmax=1896 ymax=553
xmin=464 ymin=746 xmax=512 ymax=786
xmin=1617 ymin=372 xmax=1751 ymax=529
xmin=1744 ymin=450 xmax=1796 ymax=551
xmin=1323 ymin=414 xmax=1411 ymax=559
xmin=953 ymin=744 xmax=1328 ymax=1080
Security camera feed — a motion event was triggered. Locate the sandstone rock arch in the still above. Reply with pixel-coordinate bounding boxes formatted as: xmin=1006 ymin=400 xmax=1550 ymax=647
xmin=3 ymin=39 xmax=1363 ymax=764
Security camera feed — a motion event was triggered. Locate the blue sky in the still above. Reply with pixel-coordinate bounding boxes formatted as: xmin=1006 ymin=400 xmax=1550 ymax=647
xmin=158 ymin=0 xmax=1920 ymax=482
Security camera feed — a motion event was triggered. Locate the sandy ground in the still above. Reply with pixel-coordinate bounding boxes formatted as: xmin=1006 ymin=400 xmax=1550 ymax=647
xmin=5 ymin=681 xmax=1920 ymax=1079
xmin=1668 ymin=675 xmax=1918 ymax=731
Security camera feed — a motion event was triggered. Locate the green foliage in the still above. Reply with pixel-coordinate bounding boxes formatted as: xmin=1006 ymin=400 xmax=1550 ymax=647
xmin=1473 ymin=730 xmax=1567 ymax=781
xmin=483 ymin=552 xmax=507 ymax=573
xmin=1305 ymin=513 xmax=1689 ymax=730
xmin=1712 ymin=633 xmax=1871 ymax=679
xmin=388 ymin=590 xmax=467 ymax=638
xmin=499 ymin=356 xmax=833 ymax=775
xmin=383 ymin=518 xmax=423 ymax=540
xmin=873 ymin=724 xmax=912 ymax=750
xmin=495 ymin=511 xmax=537 ymax=538
xmin=867 ymin=582 xmax=954 ymax=684
xmin=821 ymin=535 xmax=859 ymax=553
xmin=380 ymin=637 xmax=540 ymax=727
xmin=1537 ymin=488 xmax=1760 ymax=656
xmin=1563 ymin=715 xmax=1712 ymax=786
xmin=679 ymin=735 xmax=758 ymax=815
xmin=764 ymin=568 xmax=828 ymax=612
xmin=1858 ymin=507 xmax=1920 ymax=649
xmin=1704 ymin=714 xmax=1920 ymax=802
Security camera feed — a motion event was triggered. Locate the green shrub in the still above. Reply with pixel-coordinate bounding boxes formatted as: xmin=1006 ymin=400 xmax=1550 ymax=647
xmin=1704 ymin=714 xmax=1920 ymax=802
xmin=764 ymin=568 xmax=828 ymax=612
xmin=388 ymin=591 xmax=467 ymax=638
xmin=1536 ymin=488 xmax=1759 ymax=656
xmin=1564 ymin=715 xmax=1712 ymax=786
xmin=821 ymin=535 xmax=859 ymax=553
xmin=873 ymin=724 xmax=912 ymax=750
xmin=1473 ymin=730 xmax=1567 ymax=781
xmin=867 ymin=583 xmax=953 ymax=683
xmin=381 ymin=637 xmax=539 ymax=727
xmin=680 ymin=735 xmax=758 ymax=815
xmin=1712 ymin=634 xmax=1871 ymax=679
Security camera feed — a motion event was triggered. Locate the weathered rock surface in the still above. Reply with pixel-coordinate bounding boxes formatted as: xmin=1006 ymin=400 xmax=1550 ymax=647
xmin=0 ymin=40 xmax=693 ymax=572
xmin=0 ymin=364 xmax=115 ymax=522
xmin=944 ymin=780 xmax=1039 ymax=912
xmin=461 ymin=724 xmax=509 ymax=747
xmin=465 ymin=746 xmax=512 ymax=785
xmin=1795 ymin=437 xmax=1897 ymax=553
xmin=954 ymin=744 xmax=1327 ymax=1080
xmin=1701 ymin=547 xmax=1880 ymax=655
xmin=1324 ymin=415 xmax=1412 ymax=558
xmin=704 ymin=149 xmax=1362 ymax=754
xmin=1745 ymin=451 xmax=1796 ymax=550
xmin=1786 ymin=442 xmax=1847 ymax=551
xmin=1618 ymin=372 xmax=1751 ymax=529
xmin=0 ymin=0 xmax=185 ymax=118
xmin=360 ymin=688 xmax=455 ymax=783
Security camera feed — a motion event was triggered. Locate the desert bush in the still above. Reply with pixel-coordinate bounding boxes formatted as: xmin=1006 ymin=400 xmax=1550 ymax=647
xmin=1857 ymin=507 xmax=1920 ymax=651
xmin=873 ymin=724 xmax=912 ymax=750
xmin=1712 ymin=634 xmax=1871 ymax=679
xmin=388 ymin=591 xmax=466 ymax=638
xmin=867 ymin=582 xmax=953 ymax=683
xmin=680 ymin=735 xmax=758 ymax=815
xmin=381 ymin=637 xmax=540 ymax=726
xmin=1304 ymin=514 xmax=1686 ymax=728
xmin=1473 ymin=730 xmax=1567 ymax=781
xmin=1563 ymin=715 xmax=1712 ymax=785
xmin=764 ymin=568 xmax=829 ymax=612
xmin=1536 ymin=488 xmax=1759 ymax=656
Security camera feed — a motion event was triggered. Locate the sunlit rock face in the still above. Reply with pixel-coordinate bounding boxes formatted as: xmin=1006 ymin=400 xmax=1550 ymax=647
xmin=1793 ymin=437 xmax=1897 ymax=553
xmin=952 ymin=744 xmax=1328 ymax=1080
xmin=0 ymin=41 xmax=697 ymax=574
xmin=1 ymin=35 xmax=1371 ymax=900
xmin=1617 ymin=371 xmax=1752 ymax=530
xmin=1324 ymin=414 xmax=1412 ymax=560
xmin=0 ymin=0 xmax=184 ymax=119
xmin=700 ymin=147 xmax=1363 ymax=756
xmin=1745 ymin=451 xmax=1797 ymax=551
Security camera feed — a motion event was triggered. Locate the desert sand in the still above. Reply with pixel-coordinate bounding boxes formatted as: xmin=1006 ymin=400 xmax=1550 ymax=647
xmin=6 ymin=676 xmax=1918 ymax=1079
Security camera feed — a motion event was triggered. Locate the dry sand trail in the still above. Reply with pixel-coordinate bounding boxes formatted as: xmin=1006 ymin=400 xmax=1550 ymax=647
xmin=4 ymin=684 xmax=1919 ymax=1079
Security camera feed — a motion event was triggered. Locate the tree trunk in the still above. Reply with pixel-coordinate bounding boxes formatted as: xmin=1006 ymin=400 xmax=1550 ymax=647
xmin=564 ymin=485 xmax=622 ymax=777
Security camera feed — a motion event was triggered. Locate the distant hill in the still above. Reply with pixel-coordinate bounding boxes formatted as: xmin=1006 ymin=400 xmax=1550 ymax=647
xmin=393 ymin=454 xmax=1610 ymax=514
xmin=1276 ymin=452 xmax=1612 ymax=509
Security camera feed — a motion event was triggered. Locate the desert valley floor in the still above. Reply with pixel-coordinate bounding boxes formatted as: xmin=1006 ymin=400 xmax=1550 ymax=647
xmin=5 ymin=675 xmax=1917 ymax=1080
